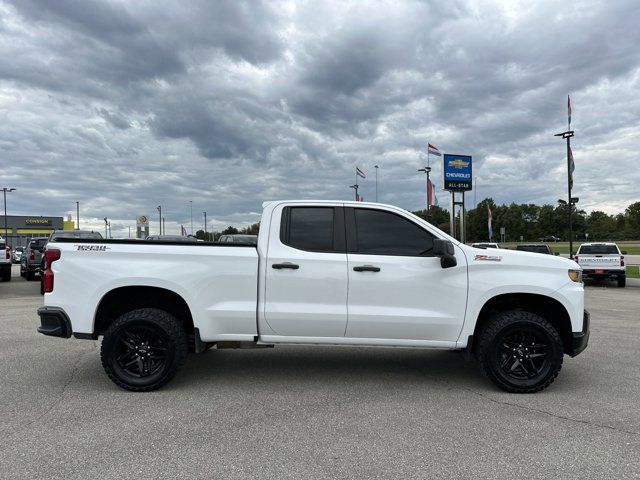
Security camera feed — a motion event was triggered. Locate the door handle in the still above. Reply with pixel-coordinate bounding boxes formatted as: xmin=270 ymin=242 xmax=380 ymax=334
xmin=353 ymin=265 xmax=380 ymax=272
xmin=272 ymin=262 xmax=299 ymax=270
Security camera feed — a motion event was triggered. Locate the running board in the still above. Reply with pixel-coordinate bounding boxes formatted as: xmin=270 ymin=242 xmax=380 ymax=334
xmin=216 ymin=341 xmax=274 ymax=349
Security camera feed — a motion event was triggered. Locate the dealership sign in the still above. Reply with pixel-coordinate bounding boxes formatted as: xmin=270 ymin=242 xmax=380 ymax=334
xmin=443 ymin=154 xmax=472 ymax=191
xmin=25 ymin=218 xmax=52 ymax=226
xmin=136 ymin=215 xmax=149 ymax=227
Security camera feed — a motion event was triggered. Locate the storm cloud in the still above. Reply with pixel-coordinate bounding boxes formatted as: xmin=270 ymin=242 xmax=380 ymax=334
xmin=1 ymin=0 xmax=639 ymax=235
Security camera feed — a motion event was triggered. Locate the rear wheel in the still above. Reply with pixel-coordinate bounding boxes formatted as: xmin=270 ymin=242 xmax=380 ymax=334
xmin=26 ymin=269 xmax=35 ymax=281
xmin=618 ymin=276 xmax=626 ymax=288
xmin=1 ymin=269 xmax=10 ymax=282
xmin=101 ymin=308 xmax=188 ymax=392
xmin=477 ymin=311 xmax=564 ymax=393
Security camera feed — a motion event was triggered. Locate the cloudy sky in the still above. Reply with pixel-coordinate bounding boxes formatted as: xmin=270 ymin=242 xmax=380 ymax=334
xmin=1 ymin=0 xmax=639 ymax=236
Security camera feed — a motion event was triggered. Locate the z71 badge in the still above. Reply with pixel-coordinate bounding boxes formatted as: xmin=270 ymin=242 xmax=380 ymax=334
xmin=75 ymin=245 xmax=110 ymax=251
xmin=474 ymin=254 xmax=501 ymax=262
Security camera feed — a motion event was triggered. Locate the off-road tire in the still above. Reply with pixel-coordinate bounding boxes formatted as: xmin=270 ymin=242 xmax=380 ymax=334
xmin=618 ymin=276 xmax=626 ymax=288
xmin=101 ymin=308 xmax=188 ymax=392
xmin=477 ymin=310 xmax=564 ymax=393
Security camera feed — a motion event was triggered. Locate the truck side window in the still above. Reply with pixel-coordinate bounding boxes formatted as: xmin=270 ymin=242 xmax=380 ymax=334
xmin=353 ymin=209 xmax=434 ymax=256
xmin=283 ymin=207 xmax=335 ymax=252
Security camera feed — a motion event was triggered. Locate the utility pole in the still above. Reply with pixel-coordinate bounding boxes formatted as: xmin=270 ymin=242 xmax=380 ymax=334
xmin=418 ymin=167 xmax=432 ymax=218
xmin=190 ymin=200 xmax=193 ymax=235
xmin=374 ymin=165 xmax=379 ymax=202
xmin=203 ymin=211 xmax=207 ymax=240
xmin=108 ymin=221 xmax=111 ymax=239
xmin=162 ymin=217 xmax=165 ymax=236
xmin=2 ymin=188 xmax=16 ymax=243
xmin=157 ymin=205 xmax=162 ymax=235
xmin=76 ymin=201 xmax=80 ymax=230
xmin=103 ymin=217 xmax=108 ymax=238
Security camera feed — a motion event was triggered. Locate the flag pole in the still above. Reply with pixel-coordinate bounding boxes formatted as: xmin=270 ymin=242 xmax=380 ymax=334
xmin=554 ymin=94 xmax=575 ymax=258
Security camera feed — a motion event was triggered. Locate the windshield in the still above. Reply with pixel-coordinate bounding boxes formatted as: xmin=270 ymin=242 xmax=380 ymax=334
xmin=578 ymin=245 xmax=619 ymax=255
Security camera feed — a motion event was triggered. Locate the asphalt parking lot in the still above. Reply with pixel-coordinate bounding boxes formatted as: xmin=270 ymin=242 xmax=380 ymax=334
xmin=1 ymin=265 xmax=639 ymax=479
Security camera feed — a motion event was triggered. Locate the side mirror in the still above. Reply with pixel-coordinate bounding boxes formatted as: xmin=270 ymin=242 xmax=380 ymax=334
xmin=433 ymin=239 xmax=457 ymax=268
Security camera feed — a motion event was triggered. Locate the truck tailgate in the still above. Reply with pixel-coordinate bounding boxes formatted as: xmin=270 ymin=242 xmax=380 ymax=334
xmin=578 ymin=255 xmax=621 ymax=270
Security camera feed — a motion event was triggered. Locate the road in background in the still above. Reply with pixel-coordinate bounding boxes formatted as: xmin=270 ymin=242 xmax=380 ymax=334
xmin=1 ymin=265 xmax=639 ymax=479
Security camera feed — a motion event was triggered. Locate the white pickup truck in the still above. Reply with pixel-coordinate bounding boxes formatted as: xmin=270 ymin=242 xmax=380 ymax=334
xmin=576 ymin=242 xmax=626 ymax=287
xmin=37 ymin=201 xmax=589 ymax=393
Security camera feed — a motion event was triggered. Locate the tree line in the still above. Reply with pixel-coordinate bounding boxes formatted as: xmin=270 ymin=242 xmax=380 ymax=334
xmin=414 ymin=200 xmax=640 ymax=242
xmin=192 ymin=200 xmax=640 ymax=243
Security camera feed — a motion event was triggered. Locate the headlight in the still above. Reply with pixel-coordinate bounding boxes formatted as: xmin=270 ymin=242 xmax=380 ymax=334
xmin=568 ymin=269 xmax=582 ymax=283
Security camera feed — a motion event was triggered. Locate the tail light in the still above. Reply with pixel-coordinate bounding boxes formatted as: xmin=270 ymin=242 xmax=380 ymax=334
xmin=43 ymin=249 xmax=61 ymax=293
xmin=621 ymin=256 xmax=625 ymax=267
xmin=30 ymin=250 xmax=35 ymax=261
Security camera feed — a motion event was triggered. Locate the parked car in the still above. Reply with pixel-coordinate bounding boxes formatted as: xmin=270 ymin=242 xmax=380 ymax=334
xmin=218 ymin=234 xmax=258 ymax=245
xmin=146 ymin=235 xmax=198 ymax=242
xmin=21 ymin=238 xmax=47 ymax=280
xmin=471 ymin=242 xmax=499 ymax=249
xmin=539 ymin=236 xmax=560 ymax=242
xmin=38 ymin=200 xmax=588 ymax=394
xmin=575 ymin=242 xmax=626 ymax=287
xmin=516 ymin=244 xmax=556 ymax=255
xmin=0 ymin=236 xmax=11 ymax=282
xmin=12 ymin=246 xmax=24 ymax=264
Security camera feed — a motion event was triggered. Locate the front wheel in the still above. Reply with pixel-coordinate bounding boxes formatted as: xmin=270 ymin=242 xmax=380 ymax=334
xmin=101 ymin=308 xmax=188 ymax=392
xmin=477 ymin=311 xmax=564 ymax=393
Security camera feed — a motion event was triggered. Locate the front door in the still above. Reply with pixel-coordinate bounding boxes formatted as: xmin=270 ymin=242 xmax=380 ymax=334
xmin=345 ymin=207 xmax=467 ymax=342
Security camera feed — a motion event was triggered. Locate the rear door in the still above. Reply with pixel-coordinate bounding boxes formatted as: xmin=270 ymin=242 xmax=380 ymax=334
xmin=263 ymin=204 xmax=348 ymax=337
xmin=345 ymin=206 xmax=468 ymax=342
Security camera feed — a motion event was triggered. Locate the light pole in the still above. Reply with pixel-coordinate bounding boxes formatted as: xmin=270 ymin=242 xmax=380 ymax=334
xmin=190 ymin=200 xmax=193 ymax=235
xmin=103 ymin=217 xmax=108 ymax=238
xmin=76 ymin=201 xmax=80 ymax=230
xmin=2 ymin=188 xmax=16 ymax=243
xmin=349 ymin=184 xmax=359 ymax=202
xmin=156 ymin=205 xmax=162 ymax=235
xmin=374 ymin=165 xmax=379 ymax=202
xmin=203 ymin=211 xmax=207 ymax=240
xmin=418 ymin=167 xmax=432 ymax=218
xmin=162 ymin=217 xmax=165 ymax=236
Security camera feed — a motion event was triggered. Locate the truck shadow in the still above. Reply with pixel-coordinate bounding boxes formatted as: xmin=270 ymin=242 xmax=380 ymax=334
xmin=172 ymin=346 xmax=483 ymax=391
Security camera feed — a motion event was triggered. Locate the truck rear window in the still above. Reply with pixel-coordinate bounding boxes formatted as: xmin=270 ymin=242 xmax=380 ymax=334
xmin=578 ymin=245 xmax=619 ymax=255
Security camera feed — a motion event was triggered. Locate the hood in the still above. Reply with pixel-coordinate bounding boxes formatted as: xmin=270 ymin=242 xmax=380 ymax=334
xmin=462 ymin=245 xmax=579 ymax=270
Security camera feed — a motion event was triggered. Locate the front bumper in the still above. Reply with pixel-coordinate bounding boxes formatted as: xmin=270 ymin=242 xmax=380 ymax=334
xmin=37 ymin=307 xmax=72 ymax=338
xmin=569 ymin=310 xmax=590 ymax=357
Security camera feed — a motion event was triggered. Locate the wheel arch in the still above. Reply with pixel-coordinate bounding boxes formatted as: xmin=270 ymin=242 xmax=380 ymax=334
xmin=93 ymin=286 xmax=195 ymax=338
xmin=472 ymin=293 xmax=573 ymax=355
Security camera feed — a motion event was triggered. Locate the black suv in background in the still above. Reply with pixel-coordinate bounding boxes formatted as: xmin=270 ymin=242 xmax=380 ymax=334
xmin=21 ymin=238 xmax=47 ymax=280
xmin=516 ymin=244 xmax=557 ymax=255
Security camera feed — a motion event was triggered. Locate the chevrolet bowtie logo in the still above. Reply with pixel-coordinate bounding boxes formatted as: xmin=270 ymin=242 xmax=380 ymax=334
xmin=449 ymin=160 xmax=469 ymax=168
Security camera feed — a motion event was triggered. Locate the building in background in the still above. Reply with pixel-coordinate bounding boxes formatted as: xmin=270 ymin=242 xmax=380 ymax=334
xmin=0 ymin=215 xmax=75 ymax=247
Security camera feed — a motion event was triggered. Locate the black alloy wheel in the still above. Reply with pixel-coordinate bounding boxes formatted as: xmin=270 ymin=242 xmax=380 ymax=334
xmin=115 ymin=326 xmax=168 ymax=378
xmin=101 ymin=308 xmax=188 ymax=391
xmin=497 ymin=328 xmax=550 ymax=381
xmin=477 ymin=311 xmax=564 ymax=393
